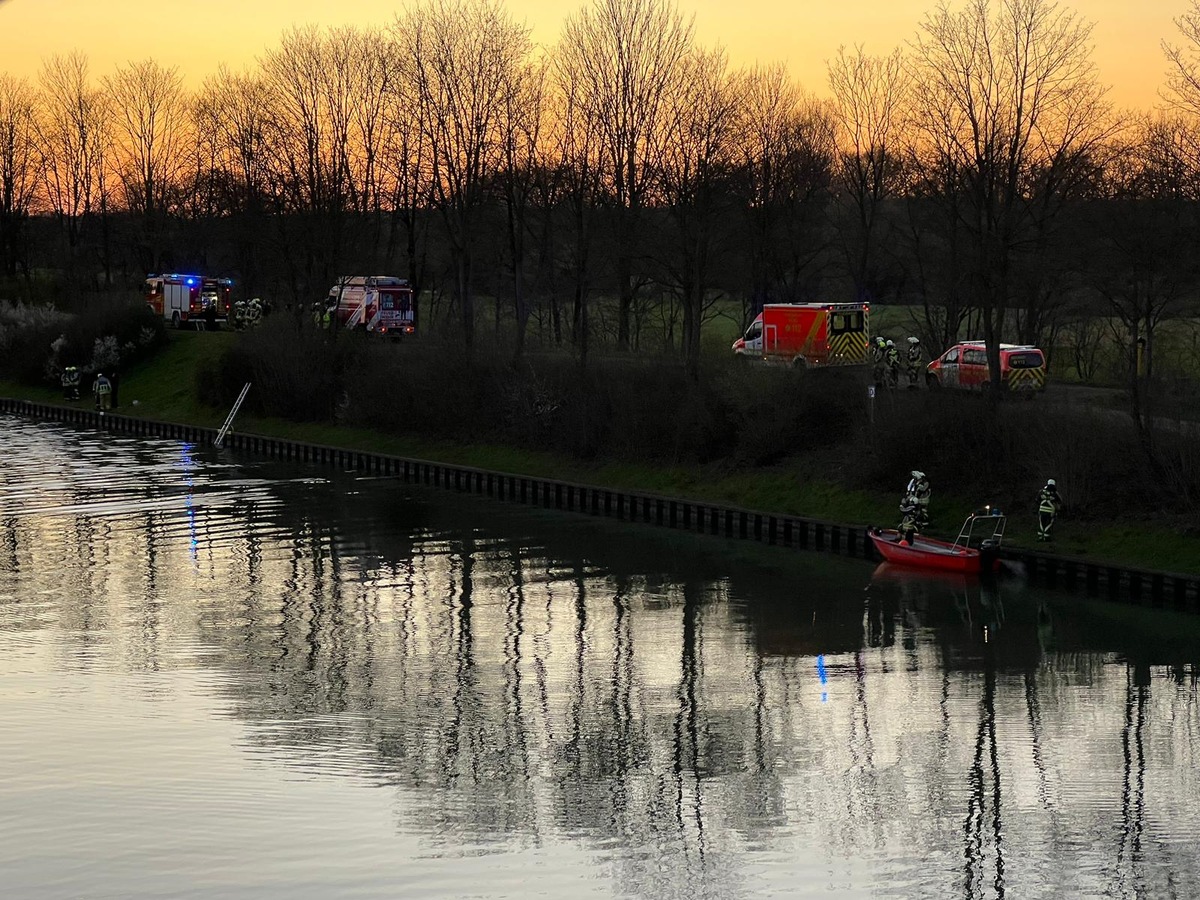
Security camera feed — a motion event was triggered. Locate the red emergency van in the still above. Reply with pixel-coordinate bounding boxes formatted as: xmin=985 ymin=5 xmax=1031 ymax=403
xmin=732 ymin=302 xmax=869 ymax=368
xmin=925 ymin=341 xmax=1046 ymax=393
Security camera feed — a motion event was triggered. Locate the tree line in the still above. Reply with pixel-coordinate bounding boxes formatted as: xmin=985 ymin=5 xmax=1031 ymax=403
xmin=3 ymin=0 xmax=1200 ymax=388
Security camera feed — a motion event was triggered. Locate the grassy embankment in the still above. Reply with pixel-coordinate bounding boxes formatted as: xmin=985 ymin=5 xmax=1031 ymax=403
xmin=3 ymin=328 xmax=1198 ymax=575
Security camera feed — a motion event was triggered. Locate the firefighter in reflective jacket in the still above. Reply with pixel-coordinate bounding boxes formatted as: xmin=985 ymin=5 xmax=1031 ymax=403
xmin=61 ymin=366 xmax=81 ymax=401
xmin=1037 ymin=478 xmax=1062 ymax=542
xmin=906 ymin=470 xmax=931 ymax=528
xmin=905 ymin=337 xmax=923 ymax=389
xmin=898 ymin=495 xmax=920 ymax=545
xmin=92 ymin=372 xmax=112 ymax=410
xmin=885 ymin=340 xmax=900 ymax=388
xmin=871 ymin=336 xmax=888 ymax=390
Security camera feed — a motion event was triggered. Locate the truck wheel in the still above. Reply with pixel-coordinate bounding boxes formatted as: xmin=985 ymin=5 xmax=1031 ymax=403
xmin=791 ymin=356 xmax=808 ymax=370
xmin=171 ymin=312 xmax=182 ymax=329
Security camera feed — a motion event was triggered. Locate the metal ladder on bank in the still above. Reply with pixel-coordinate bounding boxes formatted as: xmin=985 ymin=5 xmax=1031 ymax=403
xmin=214 ymin=382 xmax=251 ymax=448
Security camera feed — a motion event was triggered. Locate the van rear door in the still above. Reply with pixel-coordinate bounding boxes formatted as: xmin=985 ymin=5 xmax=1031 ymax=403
xmin=1003 ymin=349 xmax=1046 ymax=391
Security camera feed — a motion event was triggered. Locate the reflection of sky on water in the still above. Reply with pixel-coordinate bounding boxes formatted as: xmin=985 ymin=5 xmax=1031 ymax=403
xmin=181 ymin=442 xmax=199 ymax=562
xmin=0 ymin=415 xmax=1198 ymax=899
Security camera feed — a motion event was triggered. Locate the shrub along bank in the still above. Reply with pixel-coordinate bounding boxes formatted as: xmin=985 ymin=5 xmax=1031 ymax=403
xmin=0 ymin=301 xmax=167 ymax=386
xmin=4 ymin=321 xmax=1199 ymax=574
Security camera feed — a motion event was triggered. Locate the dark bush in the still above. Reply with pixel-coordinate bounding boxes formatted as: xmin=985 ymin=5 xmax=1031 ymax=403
xmin=333 ymin=346 xmax=863 ymax=467
xmin=207 ymin=317 xmax=364 ymax=422
xmin=0 ymin=301 xmax=166 ymax=384
xmin=203 ymin=325 xmax=1200 ymax=521
xmin=196 ymin=340 xmax=259 ymax=414
xmin=716 ymin=364 xmax=866 ymax=466
xmin=852 ymin=391 xmax=1182 ymax=519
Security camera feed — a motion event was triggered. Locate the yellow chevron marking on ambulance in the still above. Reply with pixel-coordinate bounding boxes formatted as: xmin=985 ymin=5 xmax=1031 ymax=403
xmin=829 ymin=330 xmax=868 ymax=365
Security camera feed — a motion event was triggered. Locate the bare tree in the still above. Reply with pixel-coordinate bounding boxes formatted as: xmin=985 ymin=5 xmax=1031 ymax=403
xmin=378 ymin=52 xmax=434 ymax=316
xmin=104 ymin=59 xmax=187 ymax=274
xmin=827 ymin=45 xmax=908 ymax=305
xmin=399 ymin=0 xmax=532 ymax=349
xmin=1163 ymin=0 xmax=1200 ymax=117
xmin=0 ymin=74 xmax=39 ymax=278
xmin=908 ymin=0 xmax=1112 ymax=388
xmin=1087 ymin=116 xmax=1200 ymax=434
xmin=735 ymin=65 xmax=835 ymax=323
xmin=103 ymin=60 xmax=185 ymax=219
xmin=195 ymin=66 xmax=273 ymax=295
xmin=350 ymin=27 xmax=399 ymax=258
xmin=35 ymin=51 xmax=109 ymax=286
xmin=548 ymin=43 xmax=606 ymax=360
xmin=654 ymin=47 xmax=742 ymax=373
xmin=499 ymin=54 xmax=549 ymax=359
xmin=259 ymin=26 xmax=357 ymax=301
xmin=557 ymin=0 xmax=693 ymax=350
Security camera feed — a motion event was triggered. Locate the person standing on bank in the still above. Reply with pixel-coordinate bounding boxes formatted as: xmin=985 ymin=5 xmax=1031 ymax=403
xmin=905 ymin=336 xmax=924 ymax=389
xmin=92 ymin=372 xmax=112 ymax=411
xmin=885 ymin=340 xmax=900 ymax=388
xmin=871 ymin=336 xmax=888 ymax=391
xmin=1037 ymin=478 xmax=1062 ymax=542
xmin=61 ymin=366 xmax=81 ymax=401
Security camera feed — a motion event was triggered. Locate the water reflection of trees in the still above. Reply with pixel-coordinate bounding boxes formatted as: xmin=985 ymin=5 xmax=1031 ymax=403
xmin=5 ymin=427 xmax=1200 ymax=896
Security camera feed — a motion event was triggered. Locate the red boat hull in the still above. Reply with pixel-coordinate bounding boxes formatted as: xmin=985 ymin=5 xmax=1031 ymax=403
xmin=868 ymin=528 xmax=1000 ymax=575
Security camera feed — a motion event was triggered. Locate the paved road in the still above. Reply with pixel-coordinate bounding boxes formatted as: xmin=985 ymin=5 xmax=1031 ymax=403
xmin=1042 ymin=381 xmax=1200 ymax=437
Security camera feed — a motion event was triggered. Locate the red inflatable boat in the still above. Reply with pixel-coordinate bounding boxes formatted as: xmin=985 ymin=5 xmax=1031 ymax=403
xmin=868 ymin=511 xmax=1006 ymax=575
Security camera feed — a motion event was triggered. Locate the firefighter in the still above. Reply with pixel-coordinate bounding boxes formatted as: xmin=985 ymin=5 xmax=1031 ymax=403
xmin=885 ymin=340 xmax=900 ymax=388
xmin=92 ymin=372 xmax=112 ymax=411
xmin=906 ymin=470 xmax=931 ymax=528
xmin=61 ymin=366 xmax=81 ymax=401
xmin=898 ymin=495 xmax=920 ymax=545
xmin=870 ymin=336 xmax=888 ymax=390
xmin=246 ymin=297 xmax=263 ymax=327
xmin=1037 ymin=478 xmax=1062 ymax=542
xmin=905 ymin=336 xmax=924 ymax=389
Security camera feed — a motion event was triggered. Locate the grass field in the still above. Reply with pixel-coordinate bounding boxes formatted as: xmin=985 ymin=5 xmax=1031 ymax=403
xmin=3 ymin=327 xmax=1198 ymax=575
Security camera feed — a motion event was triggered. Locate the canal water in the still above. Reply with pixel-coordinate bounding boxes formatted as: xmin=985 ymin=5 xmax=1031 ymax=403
xmin=1 ymin=417 xmax=1198 ymax=899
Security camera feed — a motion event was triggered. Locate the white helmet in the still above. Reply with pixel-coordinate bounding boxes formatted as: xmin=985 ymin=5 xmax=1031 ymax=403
xmin=1046 ymin=478 xmax=1056 ymax=487
xmin=911 ymin=470 xmax=924 ymax=479
xmin=907 ymin=336 xmax=920 ymax=344
xmin=886 ymin=339 xmax=894 ymax=347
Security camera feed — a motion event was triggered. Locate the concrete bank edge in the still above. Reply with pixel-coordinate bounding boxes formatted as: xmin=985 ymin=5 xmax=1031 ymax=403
xmin=3 ymin=396 xmax=1196 ymax=614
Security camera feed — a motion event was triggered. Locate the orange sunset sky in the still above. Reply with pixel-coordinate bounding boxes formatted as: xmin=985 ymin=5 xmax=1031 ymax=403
xmin=0 ymin=0 xmax=1184 ymax=111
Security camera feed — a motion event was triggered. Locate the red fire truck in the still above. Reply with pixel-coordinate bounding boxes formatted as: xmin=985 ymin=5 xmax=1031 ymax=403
xmin=144 ymin=274 xmax=233 ymax=329
xmin=324 ymin=276 xmax=416 ymax=335
xmin=732 ymin=302 xmax=870 ymax=368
